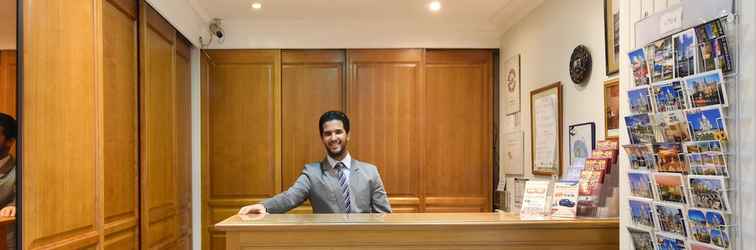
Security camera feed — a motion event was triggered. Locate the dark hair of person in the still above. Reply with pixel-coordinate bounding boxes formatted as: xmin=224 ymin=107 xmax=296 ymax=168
xmin=318 ymin=111 xmax=350 ymax=135
xmin=0 ymin=113 xmax=17 ymax=140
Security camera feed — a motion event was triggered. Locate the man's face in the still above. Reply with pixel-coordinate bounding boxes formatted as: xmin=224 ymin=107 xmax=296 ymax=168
xmin=321 ymin=120 xmax=349 ymax=158
xmin=0 ymin=130 xmax=12 ymax=157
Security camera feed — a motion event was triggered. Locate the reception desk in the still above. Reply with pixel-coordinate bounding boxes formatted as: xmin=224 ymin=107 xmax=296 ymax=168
xmin=215 ymin=213 xmax=618 ymax=249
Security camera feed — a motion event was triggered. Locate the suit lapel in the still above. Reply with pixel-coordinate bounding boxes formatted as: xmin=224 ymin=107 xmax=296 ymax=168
xmin=319 ymin=158 xmax=339 ymax=192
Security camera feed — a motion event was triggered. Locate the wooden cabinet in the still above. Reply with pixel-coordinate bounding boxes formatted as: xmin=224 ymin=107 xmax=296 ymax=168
xmin=202 ymin=48 xmax=495 ymax=250
xmin=22 ymin=1 xmax=191 ymax=249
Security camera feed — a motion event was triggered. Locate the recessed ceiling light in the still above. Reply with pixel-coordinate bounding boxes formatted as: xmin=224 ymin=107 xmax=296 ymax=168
xmin=252 ymin=2 xmax=262 ymax=10
xmin=429 ymin=1 xmax=441 ymax=12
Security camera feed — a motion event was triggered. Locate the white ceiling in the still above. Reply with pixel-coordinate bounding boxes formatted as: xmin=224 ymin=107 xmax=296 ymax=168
xmin=190 ymin=0 xmax=543 ymax=48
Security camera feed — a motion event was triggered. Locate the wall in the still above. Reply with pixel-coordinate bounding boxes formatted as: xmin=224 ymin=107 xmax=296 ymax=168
xmin=0 ymin=0 xmax=16 ymax=49
xmin=498 ymin=0 xmax=611 ymax=179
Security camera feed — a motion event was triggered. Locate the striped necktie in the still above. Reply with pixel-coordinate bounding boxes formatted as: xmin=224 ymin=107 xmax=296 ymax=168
xmin=335 ymin=162 xmax=352 ymax=213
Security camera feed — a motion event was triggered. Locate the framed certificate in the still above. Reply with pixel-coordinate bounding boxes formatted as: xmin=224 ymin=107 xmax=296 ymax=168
xmin=530 ymin=82 xmax=563 ymax=176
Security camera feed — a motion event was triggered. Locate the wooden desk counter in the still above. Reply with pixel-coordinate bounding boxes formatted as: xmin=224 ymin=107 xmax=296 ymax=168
xmin=216 ymin=213 xmax=618 ymax=250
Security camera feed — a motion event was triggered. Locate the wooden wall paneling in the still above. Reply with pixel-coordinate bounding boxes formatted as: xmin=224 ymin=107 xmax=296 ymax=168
xmin=102 ymin=0 xmax=139 ymax=249
xmin=346 ymin=49 xmax=424 ymax=213
xmin=140 ymin=3 xmax=178 ymax=249
xmin=175 ymin=34 xmax=193 ymax=250
xmin=424 ymin=50 xmax=493 ymax=212
xmin=0 ymin=50 xmax=16 ymax=118
xmin=281 ymin=50 xmax=344 ymax=214
xmin=203 ymin=49 xmax=282 ymax=250
xmin=22 ymin=0 xmax=100 ymax=248
xmin=0 ymin=50 xmax=16 ymax=156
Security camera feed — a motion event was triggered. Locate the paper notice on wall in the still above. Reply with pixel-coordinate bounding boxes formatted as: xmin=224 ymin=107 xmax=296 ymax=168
xmin=502 ymin=112 xmax=520 ymax=131
xmin=501 ymin=131 xmax=524 ymax=175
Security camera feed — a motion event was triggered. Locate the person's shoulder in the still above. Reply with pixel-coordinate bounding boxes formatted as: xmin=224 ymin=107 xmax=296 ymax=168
xmin=302 ymin=162 xmax=324 ymax=173
xmin=354 ymin=160 xmax=379 ymax=172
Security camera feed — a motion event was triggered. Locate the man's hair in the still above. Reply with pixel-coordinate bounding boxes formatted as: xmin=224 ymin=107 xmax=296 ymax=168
xmin=0 ymin=113 xmax=17 ymax=140
xmin=318 ymin=111 xmax=350 ymax=135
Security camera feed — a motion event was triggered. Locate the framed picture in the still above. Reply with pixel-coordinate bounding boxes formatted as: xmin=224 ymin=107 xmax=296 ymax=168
xmin=503 ymin=54 xmax=521 ymax=115
xmin=604 ymin=78 xmax=619 ymax=139
xmin=530 ymin=82 xmax=563 ymax=176
xmin=604 ymin=0 xmax=619 ymax=75
xmin=568 ymin=122 xmax=595 ymax=166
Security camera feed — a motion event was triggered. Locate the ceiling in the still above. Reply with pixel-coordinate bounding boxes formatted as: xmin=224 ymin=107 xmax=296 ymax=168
xmin=190 ymin=0 xmax=543 ymax=36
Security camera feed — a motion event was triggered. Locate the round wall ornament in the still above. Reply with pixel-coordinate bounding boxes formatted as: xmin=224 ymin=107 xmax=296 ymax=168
xmin=569 ymin=45 xmax=592 ymax=84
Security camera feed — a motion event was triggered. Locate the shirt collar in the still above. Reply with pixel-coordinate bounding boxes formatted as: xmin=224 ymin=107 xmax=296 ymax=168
xmin=327 ymin=153 xmax=351 ymax=170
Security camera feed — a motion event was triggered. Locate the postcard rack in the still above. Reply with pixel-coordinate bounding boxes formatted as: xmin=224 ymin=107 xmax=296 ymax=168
xmin=625 ymin=9 xmax=742 ymax=249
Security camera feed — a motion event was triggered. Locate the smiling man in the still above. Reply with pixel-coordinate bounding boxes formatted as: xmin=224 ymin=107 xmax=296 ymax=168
xmin=239 ymin=111 xmax=391 ymax=214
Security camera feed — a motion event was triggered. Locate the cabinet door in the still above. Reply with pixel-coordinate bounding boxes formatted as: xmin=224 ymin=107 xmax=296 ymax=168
xmin=346 ymin=49 xmax=424 ymax=213
xmin=424 ymin=50 xmax=493 ymax=212
xmin=22 ymin=0 xmax=99 ymax=248
xmin=281 ymin=50 xmax=344 ymax=214
xmin=140 ymin=3 xmax=178 ymax=249
xmin=202 ymin=49 xmax=281 ymax=250
xmin=174 ymin=35 xmax=192 ymax=250
xmin=102 ymin=0 xmax=139 ymax=249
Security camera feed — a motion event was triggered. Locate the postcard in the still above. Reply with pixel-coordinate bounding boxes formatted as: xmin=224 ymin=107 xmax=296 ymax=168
xmin=628 ymin=198 xmax=656 ymax=229
xmin=655 ymin=111 xmax=692 ymax=143
xmin=653 ymin=173 xmax=687 ymax=204
xmin=686 ymin=107 xmax=728 ymax=141
xmin=685 ymin=70 xmax=728 ymax=108
xmin=628 ymin=226 xmax=655 ymax=250
xmin=647 ymin=37 xmax=675 ymax=83
xmin=695 ymin=19 xmax=732 ymax=73
xmin=629 ymin=48 xmax=651 ymax=86
xmin=655 ymin=202 xmax=688 ymax=237
xmin=688 ymin=153 xmax=728 ymax=176
xmin=684 ymin=140 xmax=724 ymax=154
xmin=626 ymin=114 xmax=657 ymax=144
xmin=652 ymin=80 xmax=688 ymax=112
xmin=653 ymin=143 xmax=688 ymax=173
xmin=674 ymin=28 xmax=698 ymax=78
xmin=629 ymin=86 xmax=654 ymax=114
xmin=689 ymin=242 xmax=726 ymax=250
xmin=655 ymin=233 xmax=687 ymax=250
xmin=688 ymin=176 xmax=730 ymax=211
xmin=688 ymin=208 xmax=712 ymax=243
xmin=628 ymin=171 xmax=655 ymax=199
xmin=624 ymin=144 xmax=656 ymax=170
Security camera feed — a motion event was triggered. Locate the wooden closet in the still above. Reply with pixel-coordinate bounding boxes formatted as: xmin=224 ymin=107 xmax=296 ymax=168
xmin=21 ymin=0 xmax=191 ymax=249
xmin=201 ymin=49 xmax=494 ymax=250
xmin=0 ymin=50 xmax=15 ymax=118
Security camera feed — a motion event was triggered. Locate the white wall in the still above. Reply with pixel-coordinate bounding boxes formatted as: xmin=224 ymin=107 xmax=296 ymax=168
xmin=0 ymin=0 xmax=16 ymax=50
xmin=499 ymin=0 xmax=612 ymax=179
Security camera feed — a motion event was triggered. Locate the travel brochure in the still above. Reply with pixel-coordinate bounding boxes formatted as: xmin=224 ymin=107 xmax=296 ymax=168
xmin=520 ymin=180 xmax=551 ymax=219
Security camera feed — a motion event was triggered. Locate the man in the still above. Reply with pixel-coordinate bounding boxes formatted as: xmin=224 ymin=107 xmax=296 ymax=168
xmin=239 ymin=111 xmax=391 ymax=214
xmin=0 ymin=113 xmax=16 ymax=249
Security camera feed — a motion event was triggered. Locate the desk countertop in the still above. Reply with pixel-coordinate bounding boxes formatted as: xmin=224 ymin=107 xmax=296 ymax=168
xmin=215 ymin=212 xmax=618 ymax=231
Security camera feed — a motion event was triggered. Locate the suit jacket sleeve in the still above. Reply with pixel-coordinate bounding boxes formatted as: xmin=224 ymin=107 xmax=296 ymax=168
xmin=370 ymin=168 xmax=392 ymax=213
xmin=262 ymin=172 xmax=310 ymax=213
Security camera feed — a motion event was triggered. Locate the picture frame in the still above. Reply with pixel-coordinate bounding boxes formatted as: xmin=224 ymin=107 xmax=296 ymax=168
xmin=603 ymin=78 xmax=619 ymax=139
xmin=530 ymin=82 xmax=563 ymax=176
xmin=502 ymin=54 xmax=521 ymax=115
xmin=568 ymin=122 xmax=595 ymax=166
xmin=604 ymin=0 xmax=619 ymax=75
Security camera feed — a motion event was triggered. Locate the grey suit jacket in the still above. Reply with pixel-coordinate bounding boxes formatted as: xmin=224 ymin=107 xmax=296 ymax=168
xmin=263 ymin=158 xmax=392 ymax=213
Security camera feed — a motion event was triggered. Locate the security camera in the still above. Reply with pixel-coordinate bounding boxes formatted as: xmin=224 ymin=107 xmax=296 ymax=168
xmin=209 ymin=18 xmax=224 ymax=39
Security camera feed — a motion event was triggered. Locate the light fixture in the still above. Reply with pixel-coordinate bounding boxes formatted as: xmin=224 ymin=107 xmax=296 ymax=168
xmin=252 ymin=2 xmax=262 ymax=10
xmin=429 ymin=1 xmax=441 ymax=12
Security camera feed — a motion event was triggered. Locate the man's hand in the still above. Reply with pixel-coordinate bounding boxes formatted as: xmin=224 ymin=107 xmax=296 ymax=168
xmin=238 ymin=204 xmax=267 ymax=215
xmin=0 ymin=206 xmax=15 ymax=217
